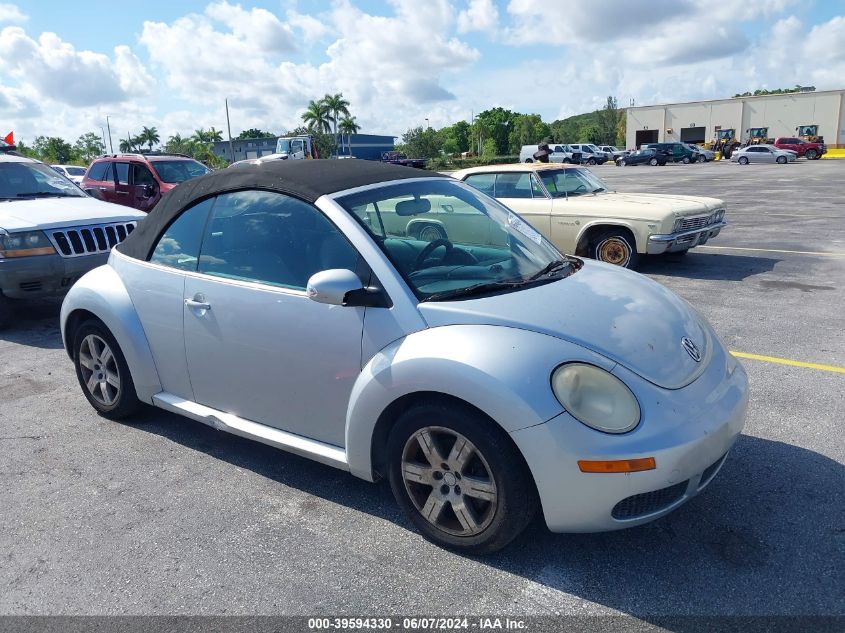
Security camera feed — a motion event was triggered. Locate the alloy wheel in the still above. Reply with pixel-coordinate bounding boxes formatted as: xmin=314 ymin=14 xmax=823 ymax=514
xmin=401 ymin=426 xmax=498 ymax=537
xmin=78 ymin=334 xmax=121 ymax=406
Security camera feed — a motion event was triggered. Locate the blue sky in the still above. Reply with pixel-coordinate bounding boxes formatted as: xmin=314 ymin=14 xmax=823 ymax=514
xmin=1 ymin=1 xmax=844 ymax=144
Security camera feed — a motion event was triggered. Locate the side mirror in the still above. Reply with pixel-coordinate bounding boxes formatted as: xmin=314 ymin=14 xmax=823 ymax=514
xmin=142 ymin=183 xmax=157 ymax=198
xmin=306 ymin=269 xmax=365 ymax=305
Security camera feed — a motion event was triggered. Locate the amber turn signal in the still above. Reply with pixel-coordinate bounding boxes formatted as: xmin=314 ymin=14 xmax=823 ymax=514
xmin=578 ymin=457 xmax=656 ymax=473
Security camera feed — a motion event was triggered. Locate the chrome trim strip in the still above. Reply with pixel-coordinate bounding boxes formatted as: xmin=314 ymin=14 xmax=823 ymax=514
xmin=648 ymin=220 xmax=727 ymax=244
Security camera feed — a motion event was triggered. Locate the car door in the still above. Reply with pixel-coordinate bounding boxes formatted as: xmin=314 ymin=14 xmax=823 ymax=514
xmin=113 ymin=161 xmax=133 ymax=207
xmin=130 ymin=163 xmax=160 ymax=212
xmin=182 ymin=189 xmax=365 ymax=447
xmin=86 ymin=161 xmax=117 ymax=202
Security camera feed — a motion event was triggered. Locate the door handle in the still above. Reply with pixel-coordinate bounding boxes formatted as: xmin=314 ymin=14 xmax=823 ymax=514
xmin=185 ymin=298 xmax=211 ymax=311
xmin=98 ymin=187 xmax=107 ymax=191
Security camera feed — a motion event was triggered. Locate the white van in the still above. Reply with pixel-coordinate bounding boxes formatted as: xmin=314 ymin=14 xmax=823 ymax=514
xmin=519 ymin=144 xmax=582 ymax=164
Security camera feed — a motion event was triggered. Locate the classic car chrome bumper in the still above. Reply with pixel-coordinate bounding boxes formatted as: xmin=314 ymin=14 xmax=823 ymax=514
xmin=647 ymin=220 xmax=727 ymax=254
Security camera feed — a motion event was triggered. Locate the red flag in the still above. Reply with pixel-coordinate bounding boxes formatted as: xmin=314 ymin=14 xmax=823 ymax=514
xmin=2 ymin=132 xmax=13 ymax=145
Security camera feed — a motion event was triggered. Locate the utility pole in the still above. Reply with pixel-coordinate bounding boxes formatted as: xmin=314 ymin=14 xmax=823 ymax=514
xmin=105 ymin=115 xmax=114 ymax=153
xmin=99 ymin=127 xmax=107 ymax=154
xmin=225 ymin=98 xmax=235 ymax=163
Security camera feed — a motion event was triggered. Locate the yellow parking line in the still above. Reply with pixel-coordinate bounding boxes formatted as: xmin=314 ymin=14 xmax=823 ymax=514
xmin=731 ymin=351 xmax=845 ymax=374
xmin=699 ymin=245 xmax=845 ymax=257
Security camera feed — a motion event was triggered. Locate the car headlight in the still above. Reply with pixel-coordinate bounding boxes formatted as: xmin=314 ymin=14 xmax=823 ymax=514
xmin=551 ymin=363 xmax=641 ymax=433
xmin=673 ymin=218 xmax=683 ymax=233
xmin=0 ymin=230 xmax=56 ymax=258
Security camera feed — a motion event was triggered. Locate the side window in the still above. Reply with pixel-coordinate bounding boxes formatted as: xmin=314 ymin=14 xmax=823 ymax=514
xmin=530 ymin=174 xmax=546 ymax=198
xmin=197 ymin=190 xmax=359 ymax=291
xmin=115 ymin=162 xmax=130 ymax=185
xmin=494 ymin=172 xmax=533 ymax=199
xmin=463 ymin=173 xmax=495 ymax=197
xmin=102 ymin=162 xmax=115 ymax=183
xmin=87 ymin=162 xmax=107 ymax=181
xmin=132 ymin=164 xmax=155 ymax=185
xmin=149 ymin=198 xmax=214 ymax=271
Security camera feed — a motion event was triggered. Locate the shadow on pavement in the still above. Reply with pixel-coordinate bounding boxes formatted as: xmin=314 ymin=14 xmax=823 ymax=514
xmin=639 ymin=252 xmax=780 ymax=281
xmin=129 ymin=410 xmax=843 ymax=620
xmin=0 ymin=299 xmax=64 ymax=350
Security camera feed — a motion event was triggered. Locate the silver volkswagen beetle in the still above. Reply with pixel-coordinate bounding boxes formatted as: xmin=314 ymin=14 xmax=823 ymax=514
xmin=60 ymin=160 xmax=748 ymax=553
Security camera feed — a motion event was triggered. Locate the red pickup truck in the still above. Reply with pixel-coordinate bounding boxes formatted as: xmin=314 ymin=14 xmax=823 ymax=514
xmin=772 ymin=137 xmax=827 ymax=160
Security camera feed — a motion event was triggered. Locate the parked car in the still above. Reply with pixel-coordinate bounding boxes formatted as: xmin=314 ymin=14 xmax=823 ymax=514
xmin=519 ymin=144 xmax=582 ymax=164
xmin=60 ymin=160 xmax=747 ymax=553
xmin=772 ymin=137 xmax=826 ymax=160
xmin=454 ymin=163 xmax=726 ymax=268
xmin=687 ymin=144 xmax=715 ymax=162
xmin=598 ymin=145 xmax=628 ymax=160
xmin=730 ymin=145 xmax=797 ymax=165
xmin=381 ymin=151 xmax=426 ymax=169
xmin=51 ymin=164 xmax=86 ymax=185
xmin=615 ymin=148 xmax=667 ymax=167
xmin=642 ymin=142 xmax=699 ymax=164
xmin=566 ymin=144 xmax=608 ymax=165
xmin=0 ymin=151 xmax=144 ymax=329
xmin=81 ymin=153 xmax=210 ymax=213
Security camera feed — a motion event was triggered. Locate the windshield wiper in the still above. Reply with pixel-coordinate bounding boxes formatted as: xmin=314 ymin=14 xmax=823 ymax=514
xmin=16 ymin=191 xmax=77 ymax=198
xmin=592 ymin=187 xmax=606 ymax=193
xmin=528 ymin=259 xmax=569 ymax=280
xmin=421 ymin=279 xmax=528 ymax=302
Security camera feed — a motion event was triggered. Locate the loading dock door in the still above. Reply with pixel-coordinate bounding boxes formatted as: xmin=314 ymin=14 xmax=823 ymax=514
xmin=635 ymin=130 xmax=658 ymax=148
xmin=681 ymin=127 xmax=706 ymax=143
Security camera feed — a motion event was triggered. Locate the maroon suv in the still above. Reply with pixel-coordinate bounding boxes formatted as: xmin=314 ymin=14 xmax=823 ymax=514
xmin=81 ymin=154 xmax=210 ymax=212
xmin=773 ymin=137 xmax=827 ymax=160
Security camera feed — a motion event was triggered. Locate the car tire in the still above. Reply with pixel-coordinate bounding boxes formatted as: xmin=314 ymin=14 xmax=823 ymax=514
xmin=618 ymin=159 xmax=626 ymax=166
xmin=738 ymin=156 xmax=749 ymax=165
xmin=805 ymin=149 xmax=818 ymax=160
xmin=524 ymin=158 xmax=534 ymax=163
xmin=0 ymin=293 xmax=13 ymax=330
xmin=649 ymin=158 xmax=658 ymax=166
xmin=386 ymin=399 xmax=538 ymax=554
xmin=587 ymin=158 xmax=596 ymax=165
xmin=682 ymin=157 xmax=690 ymax=164
xmin=592 ymin=229 xmax=640 ymax=269
xmin=563 ymin=158 xmax=571 ymax=164
xmin=73 ymin=319 xmax=141 ymax=420
xmin=776 ymin=156 xmax=787 ymax=164
xmin=417 ymin=223 xmax=448 ymax=242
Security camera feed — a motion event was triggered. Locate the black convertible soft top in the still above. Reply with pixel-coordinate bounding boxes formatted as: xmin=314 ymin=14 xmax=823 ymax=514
xmin=117 ymin=159 xmax=442 ymax=260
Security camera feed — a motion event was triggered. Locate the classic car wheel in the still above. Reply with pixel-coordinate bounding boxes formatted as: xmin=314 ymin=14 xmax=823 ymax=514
xmin=387 ymin=400 xmax=537 ymax=553
xmin=418 ymin=224 xmax=447 ymax=242
xmin=776 ymin=156 xmax=787 ymax=164
xmin=73 ymin=320 xmax=141 ymax=419
xmin=0 ymin=294 xmax=13 ymax=330
xmin=738 ymin=156 xmax=749 ymax=165
xmin=592 ymin=230 xmax=639 ymax=268
xmin=805 ymin=149 xmax=818 ymax=160
xmin=524 ymin=158 xmax=534 ymax=163
xmin=649 ymin=158 xmax=658 ymax=166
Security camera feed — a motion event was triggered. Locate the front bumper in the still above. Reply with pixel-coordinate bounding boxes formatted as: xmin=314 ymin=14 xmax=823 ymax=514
xmin=647 ymin=220 xmax=727 ymax=254
xmin=511 ymin=341 xmax=748 ymax=533
xmin=0 ymin=251 xmax=109 ymax=299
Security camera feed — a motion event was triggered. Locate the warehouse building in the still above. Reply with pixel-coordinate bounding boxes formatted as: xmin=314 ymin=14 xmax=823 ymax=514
xmin=625 ymin=88 xmax=845 ymax=149
xmin=212 ymin=133 xmax=394 ymax=162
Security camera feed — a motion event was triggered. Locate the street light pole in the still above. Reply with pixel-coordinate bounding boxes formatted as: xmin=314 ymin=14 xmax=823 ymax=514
xmin=99 ymin=127 xmax=107 ymax=155
xmin=225 ymin=98 xmax=235 ymax=163
xmin=105 ymin=116 xmax=114 ymax=154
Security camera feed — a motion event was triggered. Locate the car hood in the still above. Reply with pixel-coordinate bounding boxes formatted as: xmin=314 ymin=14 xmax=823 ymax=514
xmin=555 ymin=192 xmax=724 ymax=221
xmin=418 ymin=260 xmax=711 ymax=390
xmin=0 ymin=196 xmax=145 ymax=232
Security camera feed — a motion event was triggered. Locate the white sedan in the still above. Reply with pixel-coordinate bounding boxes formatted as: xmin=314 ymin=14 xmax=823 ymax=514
xmin=730 ymin=145 xmax=797 ymax=164
xmin=51 ymin=164 xmax=86 ymax=185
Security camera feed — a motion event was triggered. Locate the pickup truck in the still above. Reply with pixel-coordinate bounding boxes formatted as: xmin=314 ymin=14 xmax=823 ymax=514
xmin=381 ymin=151 xmax=427 ymax=169
xmin=772 ymin=137 xmax=826 ymax=160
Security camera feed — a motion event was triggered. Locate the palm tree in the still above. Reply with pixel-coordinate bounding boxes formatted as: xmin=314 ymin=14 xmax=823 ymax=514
xmin=338 ymin=116 xmax=361 ymax=155
xmin=323 ymin=93 xmax=350 ymax=155
xmin=119 ymin=138 xmax=133 ymax=153
xmin=191 ymin=128 xmax=211 ymax=144
xmin=207 ymin=127 xmax=223 ymax=142
xmin=301 ymin=99 xmax=332 ymax=134
xmin=139 ymin=126 xmax=160 ymax=151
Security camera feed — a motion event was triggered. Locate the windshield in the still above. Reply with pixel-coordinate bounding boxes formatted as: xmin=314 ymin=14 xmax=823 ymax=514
xmin=0 ymin=161 xmax=86 ymax=200
xmin=150 ymin=159 xmax=210 ymax=184
xmin=65 ymin=166 xmax=86 ymax=176
xmin=276 ymin=139 xmax=291 ymax=153
xmin=537 ymin=167 xmax=610 ymax=198
xmin=336 ymin=179 xmax=574 ymax=301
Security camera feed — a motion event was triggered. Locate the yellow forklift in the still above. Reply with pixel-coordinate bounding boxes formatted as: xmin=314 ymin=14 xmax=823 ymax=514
xmin=746 ymin=127 xmax=773 ymax=145
xmin=796 ymin=125 xmax=824 ymax=144
xmin=709 ymin=128 xmax=741 ymax=159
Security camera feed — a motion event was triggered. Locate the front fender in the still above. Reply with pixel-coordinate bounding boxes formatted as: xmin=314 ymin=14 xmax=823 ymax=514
xmin=344 ymin=324 xmax=615 ymax=481
xmin=60 ymin=265 xmax=162 ymax=403
xmin=575 ymin=220 xmax=647 ymax=254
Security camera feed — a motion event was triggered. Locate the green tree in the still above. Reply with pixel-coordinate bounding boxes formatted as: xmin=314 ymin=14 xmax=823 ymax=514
xmin=302 ymin=99 xmax=332 ymax=134
xmin=237 ymin=128 xmax=275 ymax=139
xmin=33 ymin=136 xmax=74 ymax=163
xmin=322 ymin=93 xmax=351 ymax=154
xmin=578 ymin=124 xmax=602 ymax=144
xmin=596 ymin=96 xmax=620 ymax=145
xmin=73 ymin=132 xmax=105 ymax=163
xmin=438 ymin=120 xmax=471 ymax=155
xmin=481 ymin=138 xmax=497 ymax=160
xmin=207 ymin=127 xmax=223 ymax=142
xmin=165 ymin=133 xmax=192 ymax=155
xmin=138 ymin=126 xmax=160 ymax=151
xmin=399 ymin=126 xmax=442 ymax=159
xmin=474 ymin=107 xmax=519 ymax=155
xmin=508 ymin=114 xmax=550 ymax=153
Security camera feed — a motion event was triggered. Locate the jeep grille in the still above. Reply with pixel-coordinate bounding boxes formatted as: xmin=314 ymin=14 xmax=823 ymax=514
xmin=49 ymin=222 xmax=136 ymax=258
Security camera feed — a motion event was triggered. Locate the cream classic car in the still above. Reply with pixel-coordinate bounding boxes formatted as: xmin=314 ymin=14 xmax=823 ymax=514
xmin=451 ymin=164 xmax=727 ymax=268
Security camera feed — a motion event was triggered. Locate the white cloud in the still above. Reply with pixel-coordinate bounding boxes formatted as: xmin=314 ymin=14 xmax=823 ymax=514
xmin=0 ymin=2 xmax=26 ymax=24
xmin=457 ymin=0 xmax=498 ymax=33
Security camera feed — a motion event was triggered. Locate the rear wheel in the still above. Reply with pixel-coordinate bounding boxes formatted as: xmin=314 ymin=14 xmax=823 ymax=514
xmin=592 ymin=229 xmax=640 ymax=269
xmin=776 ymin=155 xmax=787 ymax=164
xmin=417 ymin=224 xmax=447 ymax=242
xmin=738 ymin=156 xmax=749 ymax=165
xmin=618 ymin=159 xmax=626 ymax=166
xmin=387 ymin=400 xmax=537 ymax=553
xmin=649 ymin=158 xmax=658 ymax=166
xmin=73 ymin=320 xmax=141 ymax=419
xmin=0 ymin=293 xmax=13 ymax=330
xmin=587 ymin=157 xmax=597 ymax=165
xmin=682 ymin=156 xmax=691 ymax=164
xmin=805 ymin=149 xmax=818 ymax=160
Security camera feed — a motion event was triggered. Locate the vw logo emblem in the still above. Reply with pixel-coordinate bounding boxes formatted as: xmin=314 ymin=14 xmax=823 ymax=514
xmin=681 ymin=337 xmax=701 ymax=362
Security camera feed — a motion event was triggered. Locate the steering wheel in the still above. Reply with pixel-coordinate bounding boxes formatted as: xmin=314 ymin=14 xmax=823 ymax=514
xmin=414 ymin=238 xmax=454 ymax=270
xmin=573 ymin=183 xmax=587 ymax=193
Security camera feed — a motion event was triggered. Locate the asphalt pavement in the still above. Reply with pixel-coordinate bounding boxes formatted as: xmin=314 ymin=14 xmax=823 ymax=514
xmin=0 ymin=159 xmax=842 ymax=621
